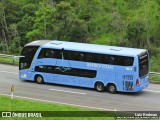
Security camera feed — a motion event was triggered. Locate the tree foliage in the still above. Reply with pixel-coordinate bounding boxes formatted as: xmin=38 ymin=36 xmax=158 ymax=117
xmin=0 ymin=0 xmax=160 ymax=55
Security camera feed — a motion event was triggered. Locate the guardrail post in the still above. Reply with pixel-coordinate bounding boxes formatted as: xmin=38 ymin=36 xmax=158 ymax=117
xmin=12 ymin=55 xmax=14 ymax=63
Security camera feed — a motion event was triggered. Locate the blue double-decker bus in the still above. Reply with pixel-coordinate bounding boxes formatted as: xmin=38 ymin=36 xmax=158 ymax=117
xmin=19 ymin=40 xmax=149 ymax=93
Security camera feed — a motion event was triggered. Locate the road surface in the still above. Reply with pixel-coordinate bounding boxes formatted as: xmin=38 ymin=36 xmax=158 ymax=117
xmin=0 ymin=63 xmax=160 ymax=111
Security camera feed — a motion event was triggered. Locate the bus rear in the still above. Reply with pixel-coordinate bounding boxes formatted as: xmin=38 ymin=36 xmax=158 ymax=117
xmin=135 ymin=51 xmax=149 ymax=92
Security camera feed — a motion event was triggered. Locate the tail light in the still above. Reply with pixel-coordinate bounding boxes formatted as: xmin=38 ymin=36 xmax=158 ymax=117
xmin=136 ymin=78 xmax=140 ymax=86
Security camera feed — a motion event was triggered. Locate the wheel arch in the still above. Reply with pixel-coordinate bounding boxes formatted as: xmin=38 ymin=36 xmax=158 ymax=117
xmin=94 ymin=81 xmax=104 ymax=88
xmin=106 ymin=82 xmax=116 ymax=88
xmin=34 ymin=74 xmax=44 ymax=82
xmin=106 ymin=82 xmax=117 ymax=94
xmin=34 ymin=74 xmax=40 ymax=80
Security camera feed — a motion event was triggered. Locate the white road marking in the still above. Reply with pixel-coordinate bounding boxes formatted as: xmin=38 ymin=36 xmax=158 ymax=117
xmin=49 ymin=88 xmax=87 ymax=95
xmin=144 ymin=89 xmax=160 ymax=93
xmin=0 ymin=93 xmax=117 ymax=111
xmin=0 ymin=71 xmax=18 ymax=75
xmin=1 ymin=69 xmax=160 ymax=95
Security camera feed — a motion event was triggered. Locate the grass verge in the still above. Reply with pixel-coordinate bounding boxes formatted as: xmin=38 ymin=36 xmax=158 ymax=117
xmin=0 ymin=95 xmax=157 ymax=120
xmin=149 ymin=76 xmax=160 ymax=83
xmin=0 ymin=57 xmax=19 ymax=65
xmin=0 ymin=95 xmax=114 ymax=120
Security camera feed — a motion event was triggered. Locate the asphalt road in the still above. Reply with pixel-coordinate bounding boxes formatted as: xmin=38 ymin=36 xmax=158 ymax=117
xmin=0 ymin=63 xmax=160 ymax=111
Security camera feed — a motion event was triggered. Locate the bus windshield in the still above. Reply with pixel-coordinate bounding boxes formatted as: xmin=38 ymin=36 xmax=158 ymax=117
xmin=19 ymin=46 xmax=39 ymax=70
xmin=138 ymin=52 xmax=149 ymax=77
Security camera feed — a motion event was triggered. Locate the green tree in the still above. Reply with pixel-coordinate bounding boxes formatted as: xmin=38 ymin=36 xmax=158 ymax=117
xmin=17 ymin=3 xmax=38 ymax=45
xmin=53 ymin=1 xmax=87 ymax=41
xmin=26 ymin=1 xmax=55 ymax=41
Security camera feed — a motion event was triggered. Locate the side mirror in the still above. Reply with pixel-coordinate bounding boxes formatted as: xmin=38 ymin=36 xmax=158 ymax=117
xmin=12 ymin=56 xmax=25 ymax=63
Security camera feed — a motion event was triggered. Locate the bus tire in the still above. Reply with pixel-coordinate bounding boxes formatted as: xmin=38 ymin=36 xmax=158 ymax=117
xmin=95 ymin=82 xmax=105 ymax=92
xmin=35 ymin=75 xmax=44 ymax=84
xmin=107 ymin=84 xmax=117 ymax=94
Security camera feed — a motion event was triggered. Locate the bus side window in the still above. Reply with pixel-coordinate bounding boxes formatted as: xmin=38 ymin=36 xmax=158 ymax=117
xmin=101 ymin=55 xmax=109 ymax=64
xmin=63 ymin=50 xmax=70 ymax=60
xmin=85 ymin=53 xmax=93 ymax=62
xmin=49 ymin=49 xmax=56 ymax=58
xmin=108 ymin=56 xmax=115 ymax=65
xmin=87 ymin=53 xmax=98 ymax=63
xmin=45 ymin=49 xmax=50 ymax=58
xmin=70 ymin=51 xmax=80 ymax=61
xmin=115 ymin=56 xmax=124 ymax=66
xmin=124 ymin=57 xmax=134 ymax=66
xmin=38 ymin=48 xmax=46 ymax=59
xmin=39 ymin=49 xmax=52 ymax=58
xmin=79 ymin=53 xmax=84 ymax=61
xmin=93 ymin=54 xmax=100 ymax=63
xmin=45 ymin=49 xmax=56 ymax=58
xmin=38 ymin=48 xmax=61 ymax=59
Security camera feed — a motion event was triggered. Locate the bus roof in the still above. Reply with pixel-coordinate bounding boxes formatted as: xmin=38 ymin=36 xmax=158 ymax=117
xmin=25 ymin=40 xmax=52 ymax=46
xmin=27 ymin=40 xmax=147 ymax=56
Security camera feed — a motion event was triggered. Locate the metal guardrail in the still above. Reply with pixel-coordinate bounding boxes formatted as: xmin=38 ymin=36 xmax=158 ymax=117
xmin=149 ymin=72 xmax=160 ymax=76
xmin=0 ymin=54 xmax=24 ymax=63
xmin=0 ymin=54 xmax=13 ymax=58
xmin=0 ymin=54 xmax=14 ymax=63
xmin=0 ymin=54 xmax=160 ymax=77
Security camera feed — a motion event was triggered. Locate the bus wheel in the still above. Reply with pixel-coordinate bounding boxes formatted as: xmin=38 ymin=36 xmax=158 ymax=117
xmin=107 ymin=84 xmax=117 ymax=94
xmin=35 ymin=75 xmax=44 ymax=84
xmin=95 ymin=82 xmax=105 ymax=92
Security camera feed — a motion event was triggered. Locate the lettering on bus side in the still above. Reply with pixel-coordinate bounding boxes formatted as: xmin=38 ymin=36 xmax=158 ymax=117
xmin=87 ymin=63 xmax=114 ymax=69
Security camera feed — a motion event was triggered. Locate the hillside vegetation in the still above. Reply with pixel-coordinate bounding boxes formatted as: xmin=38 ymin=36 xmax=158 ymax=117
xmin=0 ymin=0 xmax=160 ymax=71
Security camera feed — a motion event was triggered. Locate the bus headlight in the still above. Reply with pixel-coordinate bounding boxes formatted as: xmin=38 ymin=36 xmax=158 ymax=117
xmin=21 ymin=74 xmax=27 ymax=78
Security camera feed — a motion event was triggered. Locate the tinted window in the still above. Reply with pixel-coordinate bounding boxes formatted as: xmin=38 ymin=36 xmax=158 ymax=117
xmin=108 ymin=56 xmax=115 ymax=64
xmin=35 ymin=65 xmax=97 ymax=78
xmin=124 ymin=57 xmax=134 ymax=66
xmin=69 ymin=51 xmax=80 ymax=61
xmin=85 ymin=53 xmax=100 ymax=63
xmin=101 ymin=55 xmax=109 ymax=64
xmin=85 ymin=53 xmax=93 ymax=62
xmin=37 ymin=48 xmax=134 ymax=66
xmin=38 ymin=48 xmax=60 ymax=59
xmin=79 ymin=53 xmax=84 ymax=61
xmin=21 ymin=46 xmax=39 ymax=58
xmin=19 ymin=46 xmax=39 ymax=70
xmin=138 ymin=52 xmax=149 ymax=77
xmin=63 ymin=50 xmax=70 ymax=60
xmin=115 ymin=56 xmax=124 ymax=66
